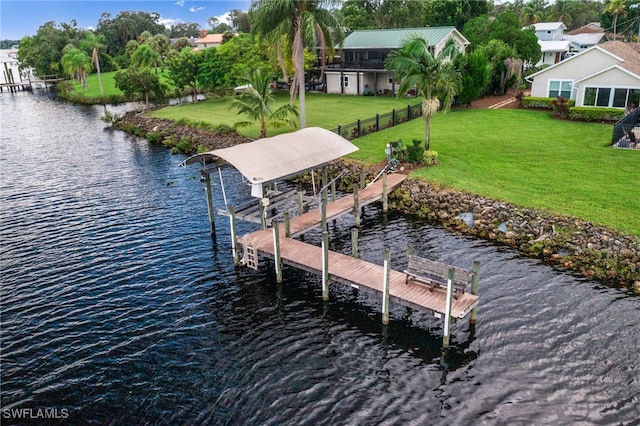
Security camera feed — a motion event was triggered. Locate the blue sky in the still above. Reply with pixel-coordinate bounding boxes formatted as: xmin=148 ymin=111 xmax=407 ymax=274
xmin=0 ymin=0 xmax=251 ymax=41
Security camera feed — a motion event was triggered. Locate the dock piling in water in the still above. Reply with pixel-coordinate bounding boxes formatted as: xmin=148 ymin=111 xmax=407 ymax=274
xmin=443 ymin=268 xmax=456 ymax=348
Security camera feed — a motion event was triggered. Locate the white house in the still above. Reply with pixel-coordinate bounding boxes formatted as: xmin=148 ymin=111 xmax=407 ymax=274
xmin=324 ymin=27 xmax=469 ymax=96
xmin=526 ymin=41 xmax=640 ymax=109
xmin=527 ymin=22 xmax=574 ymax=67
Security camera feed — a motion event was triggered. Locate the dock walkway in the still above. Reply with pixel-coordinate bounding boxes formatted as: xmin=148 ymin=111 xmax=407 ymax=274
xmin=238 ymin=173 xmax=479 ymax=321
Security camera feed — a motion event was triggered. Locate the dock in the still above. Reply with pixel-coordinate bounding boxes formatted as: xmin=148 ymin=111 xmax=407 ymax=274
xmin=237 ymin=173 xmax=479 ymax=323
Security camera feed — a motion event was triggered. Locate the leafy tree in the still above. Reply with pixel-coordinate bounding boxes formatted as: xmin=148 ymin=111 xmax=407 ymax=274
xmin=97 ymin=11 xmax=166 ymax=58
xmin=130 ymin=44 xmax=160 ymax=72
xmin=60 ymin=44 xmax=92 ymax=88
xmin=229 ymin=9 xmax=252 ymax=32
xmin=547 ymin=0 xmax=574 ymax=27
xmin=379 ymin=0 xmax=427 ymax=28
xmin=166 ymin=48 xmax=204 ymax=101
xmin=231 ymin=68 xmax=299 ymax=138
xmin=252 ymin=0 xmax=344 ymax=129
xmin=17 ymin=21 xmax=78 ymax=76
xmin=80 ymin=31 xmax=107 ymax=96
xmin=216 ymin=33 xmax=274 ymax=88
xmin=604 ymin=0 xmax=629 ymax=39
xmin=462 ymin=14 xmax=493 ymax=50
xmin=521 ymin=0 xmax=546 ymax=25
xmin=197 ymin=48 xmax=226 ymax=91
xmin=208 ymin=16 xmax=233 ymax=33
xmin=114 ymin=67 xmax=164 ymax=107
xmin=385 ymin=36 xmax=461 ymax=150
xmin=424 ymin=0 xmax=488 ymax=29
xmin=454 ymin=50 xmax=489 ymax=107
xmin=172 ymin=37 xmax=194 ymax=52
xmin=168 ymin=22 xmax=201 ymax=38
xmin=476 ymin=39 xmax=518 ymax=95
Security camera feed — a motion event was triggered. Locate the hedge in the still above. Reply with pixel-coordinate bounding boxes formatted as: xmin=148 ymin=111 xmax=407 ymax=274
xmin=523 ymin=96 xmax=575 ymax=109
xmin=568 ymin=107 xmax=625 ymax=122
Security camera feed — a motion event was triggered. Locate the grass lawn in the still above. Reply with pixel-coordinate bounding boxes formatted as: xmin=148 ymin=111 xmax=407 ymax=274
xmin=147 ymin=92 xmax=418 ymax=139
xmin=350 ymin=108 xmax=640 ymax=236
xmin=71 ymin=70 xmax=176 ymax=98
xmin=76 ymin=80 xmax=636 ymax=236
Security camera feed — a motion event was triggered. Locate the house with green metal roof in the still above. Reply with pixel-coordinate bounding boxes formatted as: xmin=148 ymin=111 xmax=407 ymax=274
xmin=325 ymin=27 xmax=469 ymax=96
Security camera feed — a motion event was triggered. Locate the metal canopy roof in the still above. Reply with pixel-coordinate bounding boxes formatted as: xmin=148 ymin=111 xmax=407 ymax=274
xmin=180 ymin=127 xmax=358 ymax=185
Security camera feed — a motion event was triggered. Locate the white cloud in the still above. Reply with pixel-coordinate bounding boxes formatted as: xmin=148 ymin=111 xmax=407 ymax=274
xmin=189 ymin=6 xmax=206 ymax=13
xmin=159 ymin=17 xmax=183 ymax=29
xmin=175 ymin=0 xmax=186 ymax=6
xmin=215 ymin=12 xmax=232 ymax=25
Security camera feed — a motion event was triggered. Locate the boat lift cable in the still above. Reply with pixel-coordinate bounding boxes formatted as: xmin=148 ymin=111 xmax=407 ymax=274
xmin=218 ymin=167 xmax=228 ymax=209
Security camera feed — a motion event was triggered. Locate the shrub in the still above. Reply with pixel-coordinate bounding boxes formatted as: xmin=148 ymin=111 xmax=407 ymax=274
xmin=423 ymin=150 xmax=438 ymax=166
xmin=523 ymin=96 xmax=575 ymax=109
xmin=175 ymin=136 xmax=195 ymax=153
xmin=406 ymin=138 xmax=425 ymax=164
xmin=146 ymin=132 xmax=163 ymax=144
xmin=568 ymin=107 xmax=625 ymax=122
xmin=551 ymin=96 xmax=570 ymax=119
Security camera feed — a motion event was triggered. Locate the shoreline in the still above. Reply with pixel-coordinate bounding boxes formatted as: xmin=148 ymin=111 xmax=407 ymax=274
xmin=115 ymin=112 xmax=640 ymax=293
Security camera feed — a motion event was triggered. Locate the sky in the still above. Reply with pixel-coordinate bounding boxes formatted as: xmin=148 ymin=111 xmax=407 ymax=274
xmin=0 ymin=0 xmax=251 ymax=41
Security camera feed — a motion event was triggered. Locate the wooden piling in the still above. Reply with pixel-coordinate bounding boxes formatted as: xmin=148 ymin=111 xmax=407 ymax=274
xmin=259 ymin=199 xmax=267 ymax=230
xmin=321 ymin=188 xmax=328 ymax=232
xmin=330 ymin=180 xmax=336 ymax=202
xmin=204 ymin=172 xmax=216 ymax=236
xmin=273 ymin=219 xmax=282 ymax=283
xmin=284 ymin=211 xmax=291 ymax=237
xmin=351 ymin=227 xmax=359 ymax=258
xmin=353 ymin=184 xmax=360 ymax=227
xmin=360 ymin=169 xmax=365 ymax=189
xmin=382 ymin=248 xmax=391 ymax=325
xmin=322 ymin=230 xmax=329 ymax=300
xmin=443 ymin=268 xmax=455 ymax=349
xmin=229 ymin=206 xmax=238 ymax=265
xmin=382 ymin=172 xmax=388 ymax=213
xmin=297 ymin=191 xmax=304 ymax=215
xmin=470 ymin=261 xmax=480 ymax=325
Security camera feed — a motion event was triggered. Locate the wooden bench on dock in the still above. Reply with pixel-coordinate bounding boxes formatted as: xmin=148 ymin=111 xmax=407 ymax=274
xmin=404 ymin=254 xmax=476 ymax=299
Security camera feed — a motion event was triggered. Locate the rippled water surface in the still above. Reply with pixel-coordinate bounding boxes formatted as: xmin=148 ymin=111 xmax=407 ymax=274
xmin=1 ymin=93 xmax=639 ymax=425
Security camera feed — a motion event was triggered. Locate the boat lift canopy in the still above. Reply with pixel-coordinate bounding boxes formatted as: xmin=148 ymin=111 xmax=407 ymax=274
xmin=180 ymin=127 xmax=358 ymax=192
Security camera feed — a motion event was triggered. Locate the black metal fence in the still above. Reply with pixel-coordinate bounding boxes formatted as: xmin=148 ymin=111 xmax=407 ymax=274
xmin=611 ymin=106 xmax=640 ymax=145
xmin=330 ymin=102 xmax=422 ymax=140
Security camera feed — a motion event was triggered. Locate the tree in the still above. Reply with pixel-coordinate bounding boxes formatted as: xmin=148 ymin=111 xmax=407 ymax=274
xmin=168 ymin=22 xmax=201 ymax=38
xmin=80 ymin=31 xmax=106 ymax=96
xmin=96 ymin=11 xmax=166 ymax=58
xmin=385 ymin=36 xmax=461 ymax=150
xmin=229 ymin=9 xmax=252 ymax=32
xmin=604 ymin=0 xmax=628 ymax=39
xmin=197 ymin=48 xmax=226 ymax=91
xmin=231 ymin=68 xmax=299 ymax=138
xmin=216 ymin=33 xmax=275 ymax=88
xmin=252 ymin=0 xmax=344 ymax=129
xmin=17 ymin=21 xmax=79 ymax=77
xmin=114 ymin=67 xmax=164 ymax=107
xmin=60 ymin=44 xmax=92 ymax=88
xmin=130 ymin=44 xmax=160 ymax=72
xmin=454 ymin=50 xmax=489 ymax=107
xmin=476 ymin=39 xmax=518 ymax=95
xmin=424 ymin=0 xmax=488 ymax=29
xmin=521 ymin=0 xmax=546 ymax=25
xmin=166 ymin=47 xmax=204 ymax=102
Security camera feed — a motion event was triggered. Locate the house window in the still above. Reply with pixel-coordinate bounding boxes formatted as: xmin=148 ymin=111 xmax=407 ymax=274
xmin=341 ymin=75 xmax=349 ymax=87
xmin=584 ymin=87 xmax=640 ymax=108
xmin=548 ymin=80 xmax=572 ymax=98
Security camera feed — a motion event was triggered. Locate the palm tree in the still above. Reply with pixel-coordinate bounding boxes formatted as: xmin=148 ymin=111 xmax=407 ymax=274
xmin=604 ymin=0 xmax=628 ymax=40
xmin=61 ymin=44 xmax=92 ymax=89
xmin=131 ymin=44 xmax=160 ymax=73
xmin=251 ymin=0 xmax=343 ymax=129
xmin=385 ymin=36 xmax=461 ymax=151
xmin=80 ymin=31 xmax=106 ymax=97
xmin=231 ymin=68 xmax=299 ymax=138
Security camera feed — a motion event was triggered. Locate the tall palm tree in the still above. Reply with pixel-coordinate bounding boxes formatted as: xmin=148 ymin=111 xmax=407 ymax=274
xmin=604 ymin=0 xmax=628 ymax=40
xmin=385 ymin=36 xmax=461 ymax=151
xmin=231 ymin=68 xmax=299 ymax=138
xmin=251 ymin=0 xmax=343 ymax=129
xmin=80 ymin=31 xmax=106 ymax=97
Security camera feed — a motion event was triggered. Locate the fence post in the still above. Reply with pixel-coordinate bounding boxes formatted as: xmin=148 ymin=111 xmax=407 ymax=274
xmin=407 ymin=104 xmax=411 ymax=120
xmin=357 ymin=119 xmax=361 ymax=138
xmin=338 ymin=125 xmax=341 ymax=138
xmin=376 ymin=113 xmax=379 ymax=131
xmin=392 ymin=109 xmax=396 ymax=126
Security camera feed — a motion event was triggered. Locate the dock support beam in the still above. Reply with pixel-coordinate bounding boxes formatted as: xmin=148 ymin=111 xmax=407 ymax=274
xmin=229 ymin=206 xmax=238 ymax=265
xmin=382 ymin=248 xmax=391 ymax=325
xmin=273 ymin=220 xmax=282 ymax=283
xmin=297 ymin=191 xmax=304 ymax=215
xmin=443 ymin=268 xmax=455 ymax=349
xmin=321 ymin=188 xmax=328 ymax=232
xmin=204 ymin=172 xmax=216 ymax=236
xmin=351 ymin=227 xmax=359 ymax=258
xmin=470 ymin=261 xmax=480 ymax=325
xmin=259 ymin=199 xmax=267 ymax=230
xmin=322 ymin=230 xmax=329 ymax=300
xmin=353 ymin=184 xmax=360 ymax=227
xmin=360 ymin=170 xmax=366 ymax=189
xmin=382 ymin=172 xmax=388 ymax=213
xmin=284 ymin=211 xmax=291 ymax=237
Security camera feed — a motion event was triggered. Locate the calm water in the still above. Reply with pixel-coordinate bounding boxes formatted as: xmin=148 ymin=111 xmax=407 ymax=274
xmin=1 ymin=92 xmax=638 ymax=425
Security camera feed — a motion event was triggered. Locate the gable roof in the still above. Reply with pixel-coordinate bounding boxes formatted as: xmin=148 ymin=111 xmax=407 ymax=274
xmin=567 ymin=23 xmax=604 ymax=35
xmin=180 ymin=127 xmax=358 ymax=185
xmin=531 ymin=22 xmax=567 ymax=31
xmin=566 ymin=33 xmax=606 ymax=47
xmin=341 ymin=27 xmax=469 ymax=49
xmin=195 ymin=33 xmax=224 ymax=44
xmin=538 ymin=39 xmax=573 ymax=52
xmin=573 ymin=64 xmax=640 ymax=85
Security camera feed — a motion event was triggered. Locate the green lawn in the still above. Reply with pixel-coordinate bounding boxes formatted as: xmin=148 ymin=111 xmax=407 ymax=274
xmin=148 ymin=92 xmax=418 ymax=139
xmin=79 ymin=80 xmax=635 ymax=236
xmin=71 ymin=70 xmax=176 ymax=98
xmin=350 ymin=108 xmax=640 ymax=236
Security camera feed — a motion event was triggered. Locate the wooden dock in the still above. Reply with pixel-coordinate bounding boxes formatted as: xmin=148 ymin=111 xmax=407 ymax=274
xmin=237 ymin=173 xmax=479 ymax=322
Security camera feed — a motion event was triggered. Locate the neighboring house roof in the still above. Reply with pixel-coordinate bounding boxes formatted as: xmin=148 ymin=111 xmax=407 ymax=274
xmin=526 ymin=41 xmax=640 ymax=80
xmin=539 ymin=39 xmax=573 ymax=52
xmin=566 ymin=33 xmax=606 ymax=47
xmin=567 ymin=22 xmax=604 ymax=35
xmin=341 ymin=27 xmax=469 ymax=49
xmin=195 ymin=33 xmax=224 ymax=44
xmin=530 ymin=22 xmax=567 ymax=32
xmin=180 ymin=127 xmax=359 ymax=186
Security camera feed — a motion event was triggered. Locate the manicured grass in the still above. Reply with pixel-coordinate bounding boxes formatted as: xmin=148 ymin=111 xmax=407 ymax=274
xmin=351 ymin=108 xmax=640 ymax=236
xmin=71 ymin=70 xmax=176 ymax=98
xmin=148 ymin=92 xmax=418 ymax=139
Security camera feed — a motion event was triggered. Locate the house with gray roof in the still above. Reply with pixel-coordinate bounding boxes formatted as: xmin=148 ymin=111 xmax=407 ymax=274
xmin=526 ymin=41 xmax=640 ymax=109
xmin=324 ymin=27 xmax=469 ymax=96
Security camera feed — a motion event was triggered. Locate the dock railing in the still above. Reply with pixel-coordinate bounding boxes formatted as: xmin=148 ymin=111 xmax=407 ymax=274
xmin=331 ymin=102 xmax=422 ymax=140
